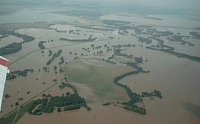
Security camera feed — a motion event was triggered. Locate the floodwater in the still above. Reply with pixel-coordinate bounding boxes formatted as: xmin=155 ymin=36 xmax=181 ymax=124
xmin=0 ymin=36 xmax=22 ymax=47
xmin=0 ymin=24 xmax=113 ymax=117
xmin=100 ymin=14 xmax=200 ymax=28
xmin=120 ymin=48 xmax=200 ymax=124
xmin=17 ymin=104 xmax=144 ymax=124
xmin=0 ymin=19 xmax=200 ymax=124
xmin=0 ymin=8 xmax=78 ymax=24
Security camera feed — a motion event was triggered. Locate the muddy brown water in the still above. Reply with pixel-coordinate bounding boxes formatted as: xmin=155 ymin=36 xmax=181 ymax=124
xmin=0 ymin=23 xmax=199 ymax=124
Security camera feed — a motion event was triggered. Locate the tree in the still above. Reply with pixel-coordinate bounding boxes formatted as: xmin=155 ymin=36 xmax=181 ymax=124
xmin=66 ymin=92 xmax=70 ymax=96
xmin=87 ymin=106 xmax=91 ymax=111
xmin=42 ymin=94 xmax=46 ymax=97
xmin=54 ymin=66 xmax=57 ymax=70
xmin=15 ymin=102 xmax=19 ymax=106
xmin=5 ymin=94 xmax=10 ymax=98
xmin=57 ymin=107 xmax=61 ymax=112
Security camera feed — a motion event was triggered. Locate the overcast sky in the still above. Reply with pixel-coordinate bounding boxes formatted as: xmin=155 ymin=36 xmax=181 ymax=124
xmin=133 ymin=0 xmax=199 ymax=8
xmin=1 ymin=0 xmax=199 ymax=12
xmin=95 ymin=0 xmax=200 ymax=10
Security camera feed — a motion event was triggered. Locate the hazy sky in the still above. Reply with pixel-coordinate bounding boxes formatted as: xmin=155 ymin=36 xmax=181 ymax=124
xmin=132 ymin=0 xmax=199 ymax=8
xmin=1 ymin=0 xmax=199 ymax=12
xmin=95 ymin=0 xmax=200 ymax=10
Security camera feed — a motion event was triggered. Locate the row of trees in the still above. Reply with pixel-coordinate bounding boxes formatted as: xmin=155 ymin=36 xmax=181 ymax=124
xmin=0 ymin=29 xmax=35 ymax=56
xmin=6 ymin=69 xmax=34 ymax=80
xmin=59 ymin=37 xmax=97 ymax=42
xmin=59 ymin=82 xmax=78 ymax=94
xmin=58 ymin=56 xmax=64 ymax=65
xmin=4 ymin=31 xmax=35 ymax=43
xmin=112 ymin=62 xmax=157 ymax=115
xmin=28 ymin=82 xmax=91 ymax=115
xmin=102 ymin=103 xmax=110 ymax=106
xmin=0 ymin=43 xmax=22 ymax=56
xmin=38 ymin=41 xmax=46 ymax=49
xmin=151 ymin=37 xmax=164 ymax=44
xmin=146 ymin=44 xmax=200 ymax=62
xmin=141 ymin=90 xmax=162 ymax=98
xmin=138 ymin=37 xmax=152 ymax=44
xmin=46 ymin=50 xmax=62 ymax=65
xmin=21 ymin=35 xmax=35 ymax=43
xmin=113 ymin=48 xmax=133 ymax=59
xmin=102 ymin=59 xmax=116 ymax=65
xmin=111 ymin=44 xmax=135 ymax=49
xmin=64 ymin=104 xmax=81 ymax=111
xmin=167 ymin=35 xmax=194 ymax=46
xmin=123 ymin=105 xmax=146 ymax=115
xmin=108 ymin=55 xmax=115 ymax=60
xmin=48 ymin=50 xmax=52 ymax=56
xmin=49 ymin=94 xmax=85 ymax=107
xmin=126 ymin=62 xmax=144 ymax=72
xmin=59 ymin=68 xmax=64 ymax=73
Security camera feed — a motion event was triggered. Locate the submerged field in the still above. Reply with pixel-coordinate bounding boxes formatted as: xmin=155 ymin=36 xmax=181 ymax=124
xmin=63 ymin=58 xmax=134 ymax=103
xmin=0 ymin=6 xmax=200 ymax=123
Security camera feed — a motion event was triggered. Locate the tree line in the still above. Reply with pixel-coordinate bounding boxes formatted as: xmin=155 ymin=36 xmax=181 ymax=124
xmin=6 ymin=69 xmax=34 ymax=80
xmin=0 ymin=31 xmax=35 ymax=56
xmin=46 ymin=50 xmax=62 ymax=65
xmin=0 ymin=43 xmax=22 ymax=56
xmin=112 ymin=62 xmax=161 ymax=115
xmin=60 ymin=37 xmax=97 ymax=42
xmin=146 ymin=43 xmax=200 ymax=62
xmin=28 ymin=82 xmax=91 ymax=115
xmin=38 ymin=41 xmax=46 ymax=49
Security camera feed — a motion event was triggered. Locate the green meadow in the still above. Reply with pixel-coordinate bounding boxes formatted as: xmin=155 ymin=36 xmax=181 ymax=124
xmin=63 ymin=58 xmax=134 ymax=103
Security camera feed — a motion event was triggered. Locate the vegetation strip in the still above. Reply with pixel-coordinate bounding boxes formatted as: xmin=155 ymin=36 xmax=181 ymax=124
xmin=0 ymin=101 xmax=34 ymax=124
xmin=1 ymin=82 xmax=58 ymax=119
xmin=146 ymin=44 xmax=200 ymax=62
xmin=27 ymin=82 xmax=91 ymax=115
xmin=8 ymin=38 xmax=112 ymax=67
xmin=112 ymin=65 xmax=161 ymax=115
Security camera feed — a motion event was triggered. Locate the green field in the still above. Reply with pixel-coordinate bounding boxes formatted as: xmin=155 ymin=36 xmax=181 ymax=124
xmin=0 ymin=101 xmax=33 ymax=124
xmin=63 ymin=58 xmax=134 ymax=103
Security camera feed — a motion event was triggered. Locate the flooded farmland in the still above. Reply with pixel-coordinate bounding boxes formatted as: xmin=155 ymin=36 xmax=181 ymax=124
xmin=0 ymin=1 xmax=200 ymax=124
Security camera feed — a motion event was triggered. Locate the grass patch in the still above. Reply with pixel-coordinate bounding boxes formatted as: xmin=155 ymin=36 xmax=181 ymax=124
xmin=1 ymin=82 xmax=58 ymax=124
xmin=0 ymin=101 xmax=34 ymax=124
xmin=63 ymin=58 xmax=134 ymax=103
